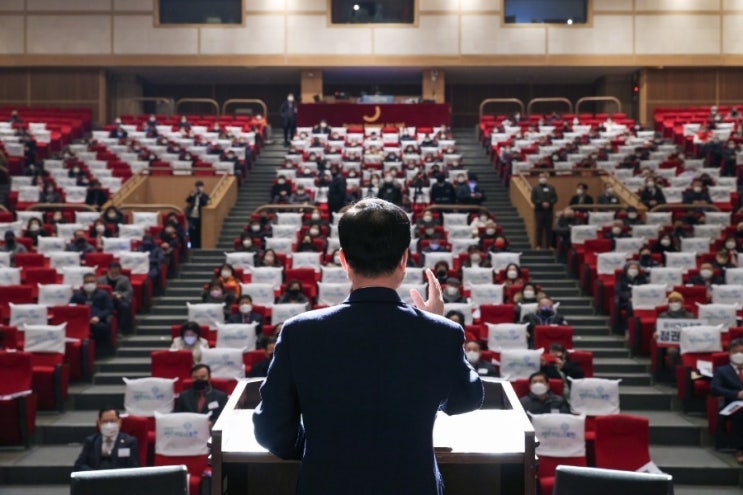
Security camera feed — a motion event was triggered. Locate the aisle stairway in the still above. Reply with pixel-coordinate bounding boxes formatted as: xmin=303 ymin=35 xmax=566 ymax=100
xmin=1 ymin=134 xmax=741 ymax=494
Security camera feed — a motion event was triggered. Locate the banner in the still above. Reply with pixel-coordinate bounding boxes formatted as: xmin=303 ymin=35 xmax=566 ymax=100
xmin=249 ymin=267 xmax=283 ymax=289
xmin=186 ymin=302 xmax=225 ymax=329
xmin=225 ymin=252 xmax=255 ymax=271
xmin=461 ymin=267 xmax=494 ymax=287
xmin=489 ymin=253 xmax=521 ymax=273
xmin=631 ymin=284 xmax=668 ymax=310
xmin=569 ymin=377 xmax=621 ymax=415
xmin=532 ymin=413 xmax=586 ymax=458
xmin=10 ymin=303 xmax=48 ymax=327
xmin=597 ymin=253 xmax=629 ymax=275
xmin=317 ymin=282 xmax=351 ymax=306
xmin=215 ymin=322 xmax=258 ymax=351
xmin=239 ymin=283 xmax=276 ymax=306
xmin=697 ymin=303 xmax=739 ymax=330
xmin=200 ymin=348 xmax=245 ymax=379
xmin=655 ymin=318 xmax=699 ymax=348
xmin=0 ymin=267 xmax=21 ymax=286
xmin=154 ymin=412 xmax=210 ymax=456
xmin=679 ymin=325 xmax=723 ymax=354
xmin=271 ymin=303 xmax=308 ymax=324
xmin=498 ymin=348 xmax=542 ymax=380
xmin=22 ymin=323 xmax=66 ymax=354
xmin=123 ymin=377 xmax=176 ymax=417
xmin=119 ymin=252 xmax=150 ymax=275
xmin=469 ymin=284 xmax=504 ymax=306
xmin=487 ymin=323 xmax=528 ymax=351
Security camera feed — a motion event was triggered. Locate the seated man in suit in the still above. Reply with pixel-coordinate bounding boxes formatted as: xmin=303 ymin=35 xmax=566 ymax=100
xmin=65 ymin=229 xmax=96 ymax=254
xmin=522 ymin=297 xmax=567 ymax=346
xmin=73 ymin=406 xmax=139 ymax=471
xmin=97 ymin=262 xmax=133 ymax=335
xmin=520 ymin=371 xmax=570 ymax=415
xmin=711 ymin=338 xmax=743 ymax=464
xmin=253 ymin=198 xmax=483 ymax=495
xmin=71 ymin=272 xmax=114 ymax=357
xmin=248 ymin=337 xmax=276 ymax=378
xmin=227 ymin=294 xmax=265 ymax=328
xmin=464 ymin=340 xmax=497 ymax=377
xmin=682 ymin=179 xmax=713 ymax=205
xmin=175 ymin=364 xmax=228 ymax=428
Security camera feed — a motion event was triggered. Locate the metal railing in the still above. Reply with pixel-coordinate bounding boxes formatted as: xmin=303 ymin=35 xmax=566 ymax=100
xmin=650 ymin=204 xmax=721 ymax=213
xmin=526 ymin=97 xmax=573 ymax=116
xmin=119 ymin=204 xmax=183 ymax=215
xmin=575 ymin=96 xmax=622 ymax=115
xmin=175 ymin=98 xmax=220 ymax=116
xmin=221 ymin=99 xmax=268 ymax=118
xmin=478 ymin=98 xmax=526 ymax=120
xmin=121 ymin=97 xmax=176 ymax=116
xmin=255 ymin=204 xmax=321 ymax=214
xmin=28 ymin=203 xmax=97 ymax=212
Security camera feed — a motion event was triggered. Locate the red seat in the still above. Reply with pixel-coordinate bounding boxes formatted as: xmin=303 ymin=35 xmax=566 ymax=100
xmin=672 ymin=284 xmax=707 ymax=306
xmin=49 ymin=305 xmax=93 ymax=381
xmin=479 ymin=304 xmax=515 ymax=325
xmin=538 ymin=455 xmax=587 ymax=495
xmin=120 ymin=414 xmax=150 ymax=467
xmin=83 ymin=252 xmax=115 ymax=268
xmin=151 ymin=350 xmax=193 ymax=394
xmin=567 ymin=350 xmax=594 ymax=377
xmin=533 ymin=325 xmax=574 ymax=351
xmin=0 ymin=325 xmax=20 ymax=350
xmin=594 ymin=414 xmax=651 ymax=471
xmin=676 ymin=351 xmax=728 ymax=413
xmin=23 ymin=268 xmax=59 ymax=297
xmin=283 ymin=268 xmax=319 ymax=300
xmin=13 ymin=253 xmax=46 ymax=269
xmin=0 ymin=285 xmax=35 ymax=322
xmin=243 ymin=350 xmax=267 ymax=375
xmin=0 ymin=351 xmax=37 ymax=447
xmin=154 ymin=454 xmax=208 ymax=495
xmin=28 ymin=351 xmax=69 ymax=412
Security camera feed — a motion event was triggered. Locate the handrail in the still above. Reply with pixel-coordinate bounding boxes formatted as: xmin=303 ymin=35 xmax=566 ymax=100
xmin=575 ymin=96 xmax=622 ymax=115
xmin=121 ymin=97 xmax=176 ymax=116
xmin=0 ymin=203 xmax=9 ymax=213
xmin=516 ymin=172 xmax=533 ymax=193
xmin=119 ymin=204 xmax=183 ymax=214
xmin=422 ymin=205 xmax=491 ymax=215
xmin=207 ymin=173 xmax=232 ymax=200
xmin=569 ymin=204 xmax=632 ymax=211
xmin=254 ymin=204 xmax=320 ymax=214
xmin=221 ymin=99 xmax=268 ymax=119
xmin=175 ymin=98 xmax=220 ymax=116
xmin=650 ymin=204 xmax=721 ymax=213
xmin=526 ymin=97 xmax=573 ymax=116
xmin=478 ymin=98 xmax=526 ymax=120
xmin=28 ymin=203 xmax=97 ymax=212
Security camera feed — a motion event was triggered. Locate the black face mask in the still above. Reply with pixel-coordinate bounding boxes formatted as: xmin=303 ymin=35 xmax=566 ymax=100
xmin=289 ymin=288 xmax=301 ymax=295
xmin=192 ymin=379 xmax=209 ymax=391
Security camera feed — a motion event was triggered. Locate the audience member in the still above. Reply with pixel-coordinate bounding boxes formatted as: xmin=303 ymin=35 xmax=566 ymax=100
xmin=227 ymin=295 xmax=265 ymax=330
xmin=39 ymin=183 xmax=62 ymax=203
xmin=658 ymin=292 xmax=694 ymax=319
xmin=541 ymin=343 xmax=585 ymax=399
xmin=248 ymin=337 xmax=277 ymax=378
xmin=175 ymin=364 xmax=228 ymax=427
xmin=65 ymin=230 xmax=95 ymax=254
xmin=682 ymin=179 xmax=712 ymax=205
xmin=216 ymin=263 xmax=241 ymax=298
xmin=186 ymin=180 xmax=209 ymax=248
xmin=97 ymin=262 xmax=133 ymax=335
xmin=277 ymin=279 xmax=309 ymax=305
xmin=136 ymin=235 xmax=165 ymax=286
xmin=640 ymin=178 xmax=666 ymax=209
xmin=596 ymin=182 xmax=620 ymax=205
xmin=1 ymin=230 xmax=27 ymax=257
xmin=519 ymin=372 xmax=570 ymax=415
xmin=615 ymin=261 xmax=647 ymax=316
xmin=711 ymin=338 xmax=743 ymax=464
xmin=530 ymin=172 xmax=558 ymax=249
xmin=259 ymin=249 xmax=282 ymax=268
xmin=464 ymin=340 xmax=497 ymax=377
xmin=24 ymin=218 xmax=46 ymax=247
xmin=71 ymin=272 xmax=114 ymax=357
xmin=522 ymin=297 xmax=567 ymax=341
xmin=455 ymin=173 xmax=485 ymax=205
xmin=170 ymin=321 xmax=209 ymax=364
xmin=569 ymin=183 xmax=594 ymax=205
xmin=503 ymin=263 xmax=527 ymax=287
xmin=442 ymin=277 xmax=466 ymax=303
xmin=512 ymin=283 xmax=543 ymax=304
xmin=430 ymin=174 xmax=456 ymax=205
xmin=73 ymin=407 xmax=138 ymax=471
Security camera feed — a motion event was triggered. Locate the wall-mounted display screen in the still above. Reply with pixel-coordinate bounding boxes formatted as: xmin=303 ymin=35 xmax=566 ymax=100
xmin=504 ymin=0 xmax=588 ymax=24
xmin=331 ymin=0 xmax=415 ymax=24
xmin=158 ymin=0 xmax=243 ymax=25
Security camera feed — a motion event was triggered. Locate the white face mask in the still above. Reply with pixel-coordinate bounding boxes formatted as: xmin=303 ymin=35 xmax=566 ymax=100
xmin=628 ymin=212 xmax=637 ymax=219
xmin=183 ymin=335 xmax=198 ymax=346
xmin=726 ymin=242 xmax=736 ymax=250
xmin=660 ymin=239 xmax=671 ymax=247
xmin=576 ymin=189 xmax=584 ymax=195
xmin=668 ymin=302 xmax=682 ymax=312
xmin=309 ymin=228 xmax=320 ymax=237
xmin=239 ymin=304 xmax=252 ymax=314
xmin=507 ymin=270 xmax=518 ymax=280
xmin=530 ymin=382 xmax=548 ymax=396
xmin=333 ymin=255 xmax=341 ymax=265
xmin=99 ymin=422 xmax=119 ymax=439
xmin=311 ymin=213 xmax=320 ymax=220
xmin=693 ymin=187 xmax=702 ymax=193
xmin=221 ymin=270 xmax=232 ymax=279
xmin=627 ymin=268 xmax=639 ymax=278
xmin=700 ymin=269 xmax=713 ymax=280
xmin=612 ymin=227 xmax=622 ymax=235
xmin=539 ymin=178 xmax=547 ymax=185
xmin=470 ymin=254 xmax=481 ymax=263
xmin=445 ymin=286 xmax=459 ymax=296
xmin=465 ymin=350 xmax=480 ymax=364
xmin=95 ymin=225 xmax=105 ymax=233
xmin=523 ymin=289 xmax=535 ymax=299
xmin=731 ymin=352 xmax=743 ymax=366
xmin=83 ymin=283 xmax=96 ymax=293
xmin=251 ymin=225 xmax=261 ymax=232
xmin=242 ymin=240 xmax=252 ymax=248
xmin=606 ymin=187 xmax=614 ymax=195
xmin=422 ymin=215 xmax=432 ymax=223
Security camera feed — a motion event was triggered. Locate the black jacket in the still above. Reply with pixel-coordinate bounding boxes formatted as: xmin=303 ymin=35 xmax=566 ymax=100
xmin=73 ymin=432 xmax=139 ymax=471
xmin=175 ymin=386 xmax=228 ymax=424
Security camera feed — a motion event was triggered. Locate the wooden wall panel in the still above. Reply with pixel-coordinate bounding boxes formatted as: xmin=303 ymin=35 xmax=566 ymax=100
xmin=0 ymin=71 xmax=29 ymax=104
xmin=644 ymin=69 xmax=716 ymax=102
xmin=718 ymin=70 xmax=743 ymax=102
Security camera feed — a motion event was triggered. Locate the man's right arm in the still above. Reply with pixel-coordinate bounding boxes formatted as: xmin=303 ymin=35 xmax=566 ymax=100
xmin=711 ymin=368 xmax=741 ymax=403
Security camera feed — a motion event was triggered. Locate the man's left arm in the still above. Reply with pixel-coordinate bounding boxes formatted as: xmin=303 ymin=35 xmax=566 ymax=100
xmin=252 ymin=326 xmax=305 ymax=460
xmin=440 ymin=328 xmax=484 ymax=416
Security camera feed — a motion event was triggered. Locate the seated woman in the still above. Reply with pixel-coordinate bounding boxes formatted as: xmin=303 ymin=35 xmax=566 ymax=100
xmin=201 ymin=278 xmax=236 ymax=315
xmin=615 ymin=260 xmax=647 ymax=319
xmin=432 ymin=261 xmax=451 ymax=285
xmin=102 ymin=206 xmax=125 ymax=235
xmin=258 ymin=248 xmax=282 ymax=268
xmin=277 ymin=279 xmax=309 ymax=305
xmin=297 ymin=234 xmax=319 ymax=252
xmin=170 ymin=321 xmax=210 ymax=364
xmin=461 ymin=246 xmax=491 ymax=269
xmin=326 ymin=248 xmax=342 ymax=267
xmin=216 ymin=263 xmax=241 ymax=298
xmin=512 ymin=283 xmax=544 ymax=305
xmin=502 ymin=263 xmax=527 ymax=287
xmin=24 ymin=217 xmax=46 ymax=247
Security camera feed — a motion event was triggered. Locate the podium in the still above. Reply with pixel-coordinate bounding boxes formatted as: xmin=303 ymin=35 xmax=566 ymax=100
xmin=210 ymin=378 xmax=536 ymax=495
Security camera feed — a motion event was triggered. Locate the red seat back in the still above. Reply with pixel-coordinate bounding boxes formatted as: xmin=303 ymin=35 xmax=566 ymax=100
xmin=23 ymin=268 xmax=58 ymax=286
xmin=0 ymin=351 xmax=33 ymax=394
xmin=120 ymin=415 xmax=150 ymax=467
xmin=479 ymin=304 xmax=515 ymax=324
xmin=0 ymin=325 xmax=20 ymax=350
xmin=49 ymin=305 xmax=91 ymax=340
xmin=567 ymin=350 xmax=594 ymax=378
xmin=83 ymin=252 xmax=115 ymax=267
xmin=594 ymin=414 xmax=651 ymax=471
xmin=150 ymin=350 xmax=193 ymax=381
xmin=533 ymin=325 xmax=574 ymax=350
xmin=13 ymin=253 xmax=46 ymax=268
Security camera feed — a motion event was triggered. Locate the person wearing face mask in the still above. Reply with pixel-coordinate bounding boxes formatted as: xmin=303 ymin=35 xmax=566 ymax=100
xmin=186 ymin=180 xmax=209 ymax=249
xmin=512 ymin=284 xmax=544 ymax=305
xmin=327 ymin=165 xmax=348 ymax=215
xmin=688 ymin=262 xmax=723 ymax=302
xmin=415 ymin=211 xmax=439 ymax=231
xmin=24 ymin=218 xmax=46 ymax=247
xmin=305 ymin=209 xmax=328 ymax=228
xmin=432 ymin=261 xmax=451 ymax=285
xmin=377 ymin=174 xmax=403 ymax=206
xmin=289 ymin=184 xmax=313 ymax=204
xmin=277 ymin=279 xmax=309 ymax=305
xmin=604 ymin=220 xmax=628 ymax=248
xmin=569 ymin=183 xmax=594 ymax=206
xmin=464 ymin=340 xmax=497 ymax=377
xmin=640 ymin=178 xmax=666 ymax=209
xmin=270 ymin=174 xmax=292 ymax=202
xmin=540 ymin=343 xmax=585 ymax=399
xmin=502 ymin=263 xmax=525 ymax=287
xmin=171 ymin=321 xmax=209 ymax=362
xmin=711 ymin=339 xmax=743 ymax=464
xmin=442 ymin=277 xmax=466 ymax=303
xmin=616 ymin=261 xmax=647 ymax=316
xmin=519 ymin=372 xmax=570 ymax=415
xmin=175 ymin=364 xmax=228 ymax=428
xmin=202 ymin=278 xmax=236 ymax=314
xmin=65 ymin=230 xmax=95 ymax=254
xmin=312 ymin=119 xmax=331 ymax=135
xmin=430 ymin=174 xmax=456 ymax=205
xmin=713 ymin=248 xmax=737 ymax=270
xmin=102 ymin=206 xmax=124 ymax=230
xmin=530 ymin=172 xmax=558 ymax=249
xmin=721 ymin=140 xmax=739 ymax=177
xmin=97 ymin=262 xmax=134 ymax=335
xmin=638 ymin=249 xmax=660 ymax=269
xmin=248 ymin=337 xmax=277 ymax=378
xmin=73 ymin=407 xmax=139 ymax=472
xmin=657 ymin=292 xmax=694 ymax=319
xmin=71 ymin=273 xmax=114 ymax=357
xmin=39 ymin=183 xmax=62 ymax=203
xmin=682 ymin=179 xmax=712 ymax=205
xmin=228 ymin=294 xmax=265 ymax=330
xmin=280 ymin=93 xmax=297 ymax=146
xmin=469 ymin=212 xmax=492 ymax=231
xmin=522 ymin=297 xmax=567 ymax=344
xmin=297 ymin=234 xmax=320 ymax=253
xmin=455 ymin=173 xmax=485 ymax=206
xmin=462 ymin=247 xmax=491 ymax=269
xmin=597 ymin=182 xmax=620 ymax=205
xmin=723 ymin=236 xmax=742 ymax=254
xmin=651 ymin=233 xmax=677 ymax=260
xmin=238 ymin=232 xmax=260 ymax=255
xmin=136 ymin=235 xmax=165 ymax=288
xmin=216 ymin=263 xmax=241 ymax=298
xmin=487 ymin=236 xmax=509 ymax=254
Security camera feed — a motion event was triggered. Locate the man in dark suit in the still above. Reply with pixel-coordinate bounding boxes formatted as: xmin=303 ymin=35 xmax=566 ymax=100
xmin=186 ymin=180 xmax=209 ymax=249
xmin=73 ymin=407 xmax=139 ymax=471
xmin=711 ymin=338 xmax=743 ymax=464
xmin=327 ymin=165 xmax=347 ymax=215
xmin=248 ymin=337 xmax=276 ymax=378
xmin=253 ymin=198 xmax=483 ymax=495
xmin=97 ymin=261 xmax=133 ymax=335
xmin=70 ymin=272 xmax=114 ymax=357
xmin=227 ymin=294 xmax=265 ymax=327
xmin=530 ymin=172 xmax=558 ymax=249
xmin=280 ymin=93 xmax=297 ymax=146
xmin=175 ymin=364 xmax=228 ymax=428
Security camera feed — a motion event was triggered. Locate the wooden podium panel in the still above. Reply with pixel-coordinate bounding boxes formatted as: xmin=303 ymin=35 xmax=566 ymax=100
xmin=211 ymin=378 xmax=535 ymax=495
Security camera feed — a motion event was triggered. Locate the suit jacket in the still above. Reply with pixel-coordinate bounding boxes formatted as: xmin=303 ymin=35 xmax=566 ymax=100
xmin=227 ymin=311 xmax=265 ymax=330
xmin=711 ymin=364 xmax=743 ymax=404
xmin=175 ymin=386 xmax=228 ymax=423
xmin=73 ymin=432 xmax=139 ymax=471
xmin=531 ymin=184 xmax=558 ymax=211
xmin=70 ymin=288 xmax=113 ymax=321
xmin=97 ymin=274 xmax=133 ymax=302
xmin=253 ymin=287 xmax=484 ymax=495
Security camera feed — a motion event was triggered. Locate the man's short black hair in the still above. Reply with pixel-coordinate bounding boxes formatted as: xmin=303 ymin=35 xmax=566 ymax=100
xmin=729 ymin=338 xmax=743 ymax=351
xmin=190 ymin=363 xmax=211 ymax=376
xmin=238 ymin=294 xmax=253 ymax=304
xmin=98 ymin=406 xmax=120 ymax=419
xmin=528 ymin=371 xmax=548 ymax=383
xmin=108 ymin=261 xmax=122 ymax=269
xmin=338 ymin=199 xmax=411 ymax=278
